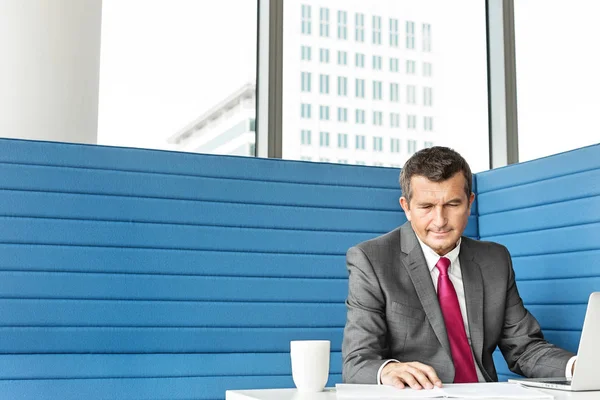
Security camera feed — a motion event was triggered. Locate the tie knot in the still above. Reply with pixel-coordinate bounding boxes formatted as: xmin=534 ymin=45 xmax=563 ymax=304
xmin=436 ymin=257 xmax=451 ymax=276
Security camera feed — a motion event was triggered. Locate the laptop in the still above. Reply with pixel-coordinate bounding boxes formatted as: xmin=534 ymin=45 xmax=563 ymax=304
xmin=508 ymin=292 xmax=600 ymax=391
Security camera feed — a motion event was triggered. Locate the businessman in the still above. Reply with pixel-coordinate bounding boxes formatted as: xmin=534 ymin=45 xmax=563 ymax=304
xmin=342 ymin=146 xmax=576 ymax=389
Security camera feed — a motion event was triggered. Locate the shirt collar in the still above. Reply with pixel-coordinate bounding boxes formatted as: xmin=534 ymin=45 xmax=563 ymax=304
xmin=416 ymin=236 xmax=462 ymax=273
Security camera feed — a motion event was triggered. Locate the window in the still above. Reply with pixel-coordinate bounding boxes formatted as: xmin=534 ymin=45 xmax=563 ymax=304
xmin=337 ymin=10 xmax=347 ymax=39
xmin=390 ymin=112 xmax=400 ymax=127
xmin=337 ymin=76 xmax=347 ymax=96
xmin=423 ymin=62 xmax=432 ymax=77
xmin=422 ymin=23 xmax=432 ymax=52
xmin=406 ymin=60 xmax=416 ymax=74
xmin=337 ymin=50 xmax=347 ymax=65
xmin=390 ymin=83 xmax=399 ymax=102
xmin=407 ymin=114 xmax=417 ymax=129
xmin=319 ymin=131 xmax=330 ymax=147
xmin=373 ymin=81 xmax=383 ymax=100
xmin=319 ymin=74 xmax=329 ymax=94
xmin=337 ymin=133 xmax=348 ymax=148
xmin=423 ymin=87 xmax=433 ymax=106
xmin=301 ymin=72 xmax=311 ymax=92
xmin=408 ymin=139 xmax=417 ymax=154
xmin=372 ymin=55 xmax=382 ymax=70
xmin=300 ymin=156 xmax=312 ymax=161
xmin=319 ymin=105 xmax=330 ymax=120
xmin=424 ymin=141 xmax=434 ymax=148
xmin=390 ymin=57 xmax=399 ymax=72
xmin=390 ymin=138 xmax=401 ymax=153
xmin=337 ymin=107 xmax=348 ymax=122
xmin=355 ymin=109 xmax=365 ymax=124
xmin=406 ymin=85 xmax=416 ymax=104
xmin=373 ymin=16 xmax=382 ymax=44
xmin=300 ymin=103 xmax=311 ymax=119
xmin=301 ymin=129 xmax=311 ymax=145
xmin=338 ymin=159 xmax=348 ymax=164
xmin=406 ymin=21 xmax=415 ymax=49
xmin=301 ymin=4 xmax=311 ymax=35
xmin=355 ymin=13 xmax=364 ymax=42
xmin=373 ymin=136 xmax=383 ymax=151
xmin=373 ymin=111 xmax=383 ymax=126
xmin=319 ymin=157 xmax=330 ymax=162
xmin=319 ymin=48 xmax=330 ymax=63
xmin=301 ymin=46 xmax=311 ymax=61
xmin=355 ymin=53 xmax=365 ymax=68
xmin=355 ymin=135 xmax=366 ymax=150
xmin=319 ymin=8 xmax=329 ymax=37
xmin=355 ymin=78 xmax=365 ymax=98
xmin=424 ymin=116 xmax=433 ymax=131
xmin=355 ymin=161 xmax=366 ymax=165
xmin=389 ymin=18 xmax=399 ymax=47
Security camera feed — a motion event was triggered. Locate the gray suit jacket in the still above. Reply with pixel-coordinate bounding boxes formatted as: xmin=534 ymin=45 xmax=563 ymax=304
xmin=342 ymin=222 xmax=574 ymax=383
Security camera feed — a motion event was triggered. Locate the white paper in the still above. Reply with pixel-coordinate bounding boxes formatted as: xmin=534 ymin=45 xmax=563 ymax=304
xmin=335 ymin=383 xmax=553 ymax=399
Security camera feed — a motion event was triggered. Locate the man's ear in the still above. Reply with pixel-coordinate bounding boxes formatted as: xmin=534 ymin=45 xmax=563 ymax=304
xmin=468 ymin=192 xmax=475 ymax=214
xmin=399 ymin=197 xmax=412 ymax=221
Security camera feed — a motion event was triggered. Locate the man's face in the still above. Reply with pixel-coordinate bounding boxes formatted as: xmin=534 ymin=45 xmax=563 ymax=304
xmin=399 ymin=172 xmax=475 ymax=256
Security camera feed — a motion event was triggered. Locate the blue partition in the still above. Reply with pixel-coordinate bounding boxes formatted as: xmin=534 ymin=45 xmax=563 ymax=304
xmin=476 ymin=143 xmax=600 ymax=381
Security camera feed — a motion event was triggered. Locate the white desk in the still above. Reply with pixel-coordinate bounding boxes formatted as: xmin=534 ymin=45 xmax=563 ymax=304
xmin=226 ymin=387 xmax=600 ymax=400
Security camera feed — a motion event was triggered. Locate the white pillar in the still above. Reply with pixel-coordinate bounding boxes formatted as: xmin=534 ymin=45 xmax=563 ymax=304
xmin=0 ymin=0 xmax=102 ymax=144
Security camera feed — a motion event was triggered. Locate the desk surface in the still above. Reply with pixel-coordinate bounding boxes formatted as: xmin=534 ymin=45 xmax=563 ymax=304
xmin=226 ymin=387 xmax=600 ymax=400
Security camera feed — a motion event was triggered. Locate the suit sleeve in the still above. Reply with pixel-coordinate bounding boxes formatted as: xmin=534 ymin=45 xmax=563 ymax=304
xmin=342 ymin=246 xmax=393 ymax=383
xmin=498 ymin=246 xmax=575 ymax=378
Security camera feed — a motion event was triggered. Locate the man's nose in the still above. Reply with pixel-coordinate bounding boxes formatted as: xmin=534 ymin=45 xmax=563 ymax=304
xmin=433 ymin=206 xmax=447 ymax=227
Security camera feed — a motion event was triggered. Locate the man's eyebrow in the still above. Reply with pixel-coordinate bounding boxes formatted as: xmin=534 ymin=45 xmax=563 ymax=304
xmin=445 ymin=197 xmax=464 ymax=204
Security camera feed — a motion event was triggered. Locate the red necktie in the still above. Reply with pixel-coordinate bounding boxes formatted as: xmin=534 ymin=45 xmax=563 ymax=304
xmin=436 ymin=256 xmax=478 ymax=383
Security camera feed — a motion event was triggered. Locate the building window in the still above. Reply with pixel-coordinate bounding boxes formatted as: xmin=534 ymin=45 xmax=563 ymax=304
xmin=319 ymin=74 xmax=329 ymax=94
xmin=406 ymin=85 xmax=416 ymax=104
xmin=355 ymin=161 xmax=366 ymax=165
xmin=372 ymin=16 xmax=382 ymax=44
xmin=407 ymin=114 xmax=417 ymax=130
xmin=338 ymin=159 xmax=348 ymax=164
xmin=424 ymin=141 xmax=434 ymax=148
xmin=423 ymin=62 xmax=433 ymax=77
xmin=301 ymin=46 xmax=311 ymax=61
xmin=422 ymin=23 xmax=432 ymax=52
xmin=337 ymin=107 xmax=348 ymax=122
xmin=337 ymin=76 xmax=347 ymax=96
xmin=301 ymin=4 xmax=311 ymax=35
xmin=355 ymin=135 xmax=366 ymax=150
xmin=301 ymin=72 xmax=311 ymax=92
xmin=390 ymin=83 xmax=399 ymax=102
xmin=389 ymin=18 xmax=399 ymax=47
xmin=319 ymin=48 xmax=330 ymax=63
xmin=337 ymin=133 xmax=348 ymax=148
xmin=355 ymin=13 xmax=364 ymax=42
xmin=319 ymin=131 xmax=330 ymax=147
xmin=337 ymin=10 xmax=347 ymax=39
xmin=390 ymin=138 xmax=401 ymax=153
xmin=406 ymin=60 xmax=416 ymax=74
xmin=406 ymin=21 xmax=415 ymax=49
xmin=373 ymin=111 xmax=383 ymax=126
xmin=319 ymin=105 xmax=330 ymax=120
xmin=373 ymin=136 xmax=383 ymax=151
xmin=390 ymin=112 xmax=400 ymax=127
xmin=301 ymin=129 xmax=311 ymax=145
xmin=319 ymin=157 xmax=330 ymax=162
xmin=372 ymin=55 xmax=382 ymax=70
xmin=355 ymin=109 xmax=365 ymax=124
xmin=390 ymin=57 xmax=399 ymax=72
xmin=300 ymin=156 xmax=312 ymax=161
xmin=319 ymin=8 xmax=329 ymax=37
xmin=300 ymin=103 xmax=311 ymax=119
xmin=337 ymin=50 xmax=347 ymax=65
xmin=355 ymin=53 xmax=365 ymax=68
xmin=373 ymin=81 xmax=383 ymax=100
xmin=408 ymin=139 xmax=417 ymax=154
xmin=355 ymin=78 xmax=365 ymax=98
xmin=424 ymin=116 xmax=433 ymax=131
xmin=424 ymin=87 xmax=433 ymax=106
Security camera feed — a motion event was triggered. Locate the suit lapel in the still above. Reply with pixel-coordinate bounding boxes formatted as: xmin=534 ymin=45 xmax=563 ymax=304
xmin=399 ymin=223 xmax=451 ymax=357
xmin=459 ymin=238 xmax=485 ymax=376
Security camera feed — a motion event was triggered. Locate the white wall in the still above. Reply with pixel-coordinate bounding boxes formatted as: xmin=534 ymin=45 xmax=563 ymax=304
xmin=0 ymin=0 xmax=102 ymax=144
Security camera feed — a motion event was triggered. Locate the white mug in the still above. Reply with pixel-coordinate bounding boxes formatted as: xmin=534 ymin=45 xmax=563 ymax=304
xmin=290 ymin=340 xmax=330 ymax=392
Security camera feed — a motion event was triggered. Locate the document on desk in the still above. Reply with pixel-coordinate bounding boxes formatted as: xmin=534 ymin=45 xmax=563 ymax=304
xmin=335 ymin=383 xmax=553 ymax=399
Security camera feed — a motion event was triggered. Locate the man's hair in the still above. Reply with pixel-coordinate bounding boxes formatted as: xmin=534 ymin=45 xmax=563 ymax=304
xmin=399 ymin=146 xmax=473 ymax=204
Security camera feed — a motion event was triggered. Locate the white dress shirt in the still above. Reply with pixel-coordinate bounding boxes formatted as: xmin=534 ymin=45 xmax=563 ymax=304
xmin=377 ymin=238 xmax=575 ymax=384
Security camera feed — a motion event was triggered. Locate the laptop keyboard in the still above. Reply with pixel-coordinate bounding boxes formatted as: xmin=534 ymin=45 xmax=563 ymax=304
xmin=543 ymin=380 xmax=572 ymax=385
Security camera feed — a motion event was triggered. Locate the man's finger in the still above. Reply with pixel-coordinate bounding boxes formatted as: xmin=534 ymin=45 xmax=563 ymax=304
xmin=398 ymin=371 xmax=422 ymax=390
xmin=409 ymin=362 xmax=442 ymax=388
xmin=405 ymin=367 xmax=434 ymax=389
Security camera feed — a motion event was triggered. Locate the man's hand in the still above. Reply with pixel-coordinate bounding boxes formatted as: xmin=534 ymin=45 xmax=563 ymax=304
xmin=381 ymin=361 xmax=443 ymax=390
